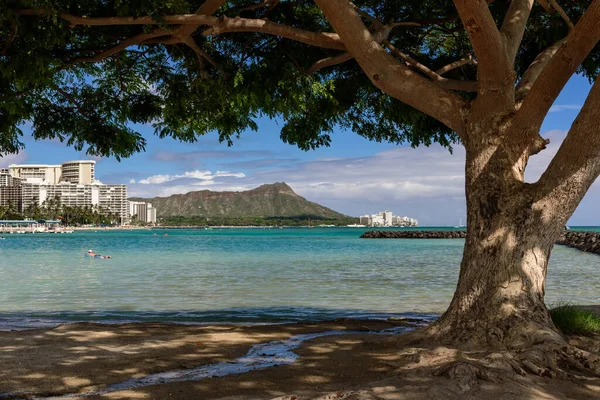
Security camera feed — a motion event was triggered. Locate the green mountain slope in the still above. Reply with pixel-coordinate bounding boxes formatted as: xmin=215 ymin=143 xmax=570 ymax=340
xmin=130 ymin=182 xmax=349 ymax=219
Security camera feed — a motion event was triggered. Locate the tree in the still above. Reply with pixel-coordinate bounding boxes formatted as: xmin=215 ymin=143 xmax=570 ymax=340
xmin=2 ymin=0 xmax=600 ymax=353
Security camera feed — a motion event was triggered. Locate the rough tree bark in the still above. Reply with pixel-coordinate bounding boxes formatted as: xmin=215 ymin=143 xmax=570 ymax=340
xmin=428 ymin=123 xmax=565 ymax=348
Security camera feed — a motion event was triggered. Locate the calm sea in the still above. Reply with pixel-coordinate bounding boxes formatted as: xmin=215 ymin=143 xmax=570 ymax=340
xmin=1 ymin=227 xmax=599 ymax=330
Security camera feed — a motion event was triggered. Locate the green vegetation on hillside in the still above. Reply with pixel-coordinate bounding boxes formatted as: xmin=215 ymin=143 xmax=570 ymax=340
xmin=132 ymin=183 xmax=350 ymax=221
xmin=161 ymin=215 xmax=358 ymax=227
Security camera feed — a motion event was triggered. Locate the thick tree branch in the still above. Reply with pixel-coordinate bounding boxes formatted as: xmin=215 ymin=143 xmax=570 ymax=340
xmin=202 ymin=16 xmax=345 ymax=50
xmin=501 ymin=0 xmax=535 ymax=62
xmin=306 ymin=7 xmax=422 ymax=76
xmin=17 ymin=10 xmax=347 ymax=51
xmin=546 ymin=0 xmax=574 ymax=29
xmin=385 ymin=42 xmax=478 ymax=92
xmin=240 ymin=0 xmax=280 ymax=13
xmin=308 ymin=52 xmax=353 ymax=74
xmin=183 ymin=36 xmax=225 ymax=76
xmin=515 ymin=0 xmax=600 ymax=128
xmin=173 ymin=0 xmax=228 ymax=38
xmin=514 ymin=38 xmax=565 ymax=103
xmin=435 ymin=55 xmax=476 ymax=75
xmin=452 ymin=0 xmax=513 ymax=94
xmin=313 ymin=0 xmax=468 ymax=137
xmin=536 ymin=0 xmax=554 ymax=14
xmin=66 ymin=30 xmax=169 ymax=65
xmin=534 ymin=75 xmax=600 ymax=221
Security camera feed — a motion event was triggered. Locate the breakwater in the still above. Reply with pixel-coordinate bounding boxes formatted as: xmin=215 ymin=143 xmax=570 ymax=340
xmin=556 ymin=231 xmax=600 ymax=255
xmin=360 ymin=230 xmax=466 ymax=239
xmin=360 ymin=230 xmax=600 ymax=256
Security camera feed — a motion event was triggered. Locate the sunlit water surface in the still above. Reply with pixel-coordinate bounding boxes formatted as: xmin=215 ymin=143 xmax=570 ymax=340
xmin=1 ymin=227 xmax=599 ymax=329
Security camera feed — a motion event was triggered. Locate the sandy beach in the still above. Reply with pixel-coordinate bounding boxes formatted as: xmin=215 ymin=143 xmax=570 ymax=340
xmin=2 ymin=319 xmax=600 ymax=400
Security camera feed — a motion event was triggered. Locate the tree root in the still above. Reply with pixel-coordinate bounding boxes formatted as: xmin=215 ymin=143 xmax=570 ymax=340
xmin=429 ymin=342 xmax=600 ymax=394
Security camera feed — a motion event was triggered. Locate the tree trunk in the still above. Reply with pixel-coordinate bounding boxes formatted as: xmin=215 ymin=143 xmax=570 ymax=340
xmin=428 ymin=123 xmax=567 ymax=349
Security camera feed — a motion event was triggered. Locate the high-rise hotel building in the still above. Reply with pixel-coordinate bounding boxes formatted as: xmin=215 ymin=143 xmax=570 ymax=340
xmin=0 ymin=161 xmax=130 ymax=224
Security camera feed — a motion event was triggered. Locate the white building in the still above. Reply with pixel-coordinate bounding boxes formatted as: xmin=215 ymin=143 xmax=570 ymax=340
xmin=60 ymin=160 xmax=95 ymax=184
xmin=1 ymin=160 xmax=134 ymax=224
xmin=8 ymin=161 xmax=96 ymax=185
xmin=129 ymin=201 xmax=157 ymax=224
xmin=21 ymin=182 xmax=129 ymax=224
xmin=8 ymin=164 xmax=62 ymax=184
xmin=0 ymin=172 xmax=22 ymax=210
xmin=361 ymin=210 xmax=418 ymax=227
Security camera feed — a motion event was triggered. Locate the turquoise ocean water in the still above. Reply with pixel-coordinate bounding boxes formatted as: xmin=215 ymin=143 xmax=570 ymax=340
xmin=1 ymin=227 xmax=599 ymax=330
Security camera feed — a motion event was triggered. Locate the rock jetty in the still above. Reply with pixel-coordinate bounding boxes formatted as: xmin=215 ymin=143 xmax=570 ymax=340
xmin=556 ymin=231 xmax=600 ymax=255
xmin=360 ymin=229 xmax=600 ymax=256
xmin=360 ymin=230 xmax=466 ymax=239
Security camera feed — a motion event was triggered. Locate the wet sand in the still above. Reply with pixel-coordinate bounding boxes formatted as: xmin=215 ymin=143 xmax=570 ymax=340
xmin=2 ymin=320 xmax=600 ymax=399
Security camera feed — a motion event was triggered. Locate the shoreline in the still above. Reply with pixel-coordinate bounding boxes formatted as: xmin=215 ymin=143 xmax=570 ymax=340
xmin=2 ymin=318 xmax=599 ymax=400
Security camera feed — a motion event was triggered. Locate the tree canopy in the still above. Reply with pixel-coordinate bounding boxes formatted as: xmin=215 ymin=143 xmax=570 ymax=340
xmin=1 ymin=0 xmax=597 ymax=159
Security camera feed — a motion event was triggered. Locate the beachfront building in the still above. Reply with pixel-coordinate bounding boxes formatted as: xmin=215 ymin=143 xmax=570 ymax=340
xmin=0 ymin=160 xmax=134 ymax=225
xmin=129 ymin=201 xmax=157 ymax=224
xmin=21 ymin=182 xmax=129 ymax=225
xmin=8 ymin=164 xmax=63 ymax=184
xmin=60 ymin=160 xmax=95 ymax=184
xmin=360 ymin=211 xmax=418 ymax=227
xmin=8 ymin=161 xmax=96 ymax=185
xmin=0 ymin=171 xmax=22 ymax=211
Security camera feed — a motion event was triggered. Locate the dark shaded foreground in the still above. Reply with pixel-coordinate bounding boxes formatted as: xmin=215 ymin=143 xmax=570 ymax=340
xmin=1 ymin=320 xmax=599 ymax=399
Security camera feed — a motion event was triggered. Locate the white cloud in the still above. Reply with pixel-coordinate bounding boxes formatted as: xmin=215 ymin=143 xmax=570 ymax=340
xmin=0 ymin=152 xmax=28 ymax=167
xmin=134 ymin=169 xmax=246 ymax=185
xmin=129 ymin=179 xmax=136 ymax=184
xmin=549 ymin=104 xmax=582 ymax=113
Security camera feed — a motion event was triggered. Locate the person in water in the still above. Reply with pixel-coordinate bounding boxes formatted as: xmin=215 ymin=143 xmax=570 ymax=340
xmin=87 ymin=250 xmax=111 ymax=259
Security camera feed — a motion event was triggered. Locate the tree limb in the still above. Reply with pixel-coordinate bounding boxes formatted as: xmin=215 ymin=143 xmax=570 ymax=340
xmin=1 ymin=24 xmax=18 ymax=56
xmin=514 ymin=37 xmax=565 ymax=103
xmin=534 ymin=74 xmax=600 ymax=222
xmin=435 ymin=55 xmax=476 ymax=75
xmin=385 ymin=41 xmax=478 ymax=92
xmin=313 ymin=0 xmax=468 ymax=137
xmin=308 ymin=52 xmax=353 ymax=74
xmin=173 ymin=0 xmax=228 ymax=38
xmin=183 ymin=36 xmax=226 ymax=77
xmin=305 ymin=7 xmax=420 ymax=76
xmin=65 ymin=30 xmax=169 ymax=65
xmin=501 ymin=0 xmax=535 ymax=62
xmin=529 ymin=134 xmax=550 ymax=156
xmin=536 ymin=0 xmax=554 ymax=14
xmin=201 ymin=16 xmax=346 ymax=50
xmin=17 ymin=10 xmax=347 ymax=51
xmin=452 ymin=0 xmax=513 ymax=95
xmin=514 ymin=0 xmax=600 ymax=129
xmin=546 ymin=0 xmax=574 ymax=29
xmin=239 ymin=0 xmax=280 ymax=13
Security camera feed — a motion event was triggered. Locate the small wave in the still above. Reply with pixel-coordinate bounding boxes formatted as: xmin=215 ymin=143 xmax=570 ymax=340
xmin=0 ymin=309 xmax=438 ymax=331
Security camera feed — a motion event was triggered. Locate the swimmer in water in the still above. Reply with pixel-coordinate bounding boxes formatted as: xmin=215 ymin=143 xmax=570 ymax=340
xmin=87 ymin=250 xmax=112 ymax=259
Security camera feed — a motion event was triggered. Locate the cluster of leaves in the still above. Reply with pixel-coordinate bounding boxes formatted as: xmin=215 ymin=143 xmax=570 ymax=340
xmin=1 ymin=0 xmax=598 ymax=159
xmin=0 ymin=195 xmax=120 ymax=225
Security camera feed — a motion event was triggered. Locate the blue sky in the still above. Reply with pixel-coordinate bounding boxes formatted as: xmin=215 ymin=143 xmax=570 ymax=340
xmin=1 ymin=75 xmax=596 ymax=226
